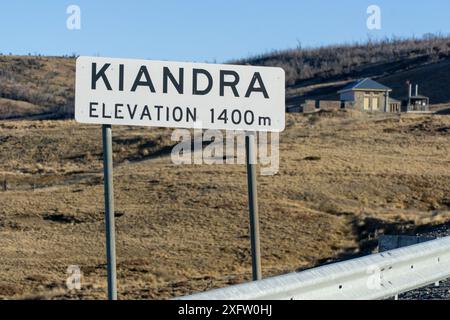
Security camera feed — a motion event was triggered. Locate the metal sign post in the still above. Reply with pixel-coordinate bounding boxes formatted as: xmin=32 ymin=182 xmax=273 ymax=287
xmin=245 ymin=131 xmax=262 ymax=281
xmin=102 ymin=124 xmax=118 ymax=300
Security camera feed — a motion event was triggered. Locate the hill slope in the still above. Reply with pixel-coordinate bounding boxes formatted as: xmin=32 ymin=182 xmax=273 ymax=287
xmin=0 ymin=113 xmax=449 ymax=299
xmin=2 ymin=35 xmax=450 ymax=118
xmin=237 ymin=35 xmax=450 ymax=109
xmin=0 ymin=56 xmax=74 ymax=119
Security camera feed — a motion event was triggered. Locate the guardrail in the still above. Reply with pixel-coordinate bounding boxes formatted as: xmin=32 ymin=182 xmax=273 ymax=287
xmin=178 ymin=236 xmax=450 ymax=300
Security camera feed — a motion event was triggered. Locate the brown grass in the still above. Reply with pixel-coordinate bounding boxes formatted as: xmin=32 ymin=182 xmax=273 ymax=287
xmin=3 ymin=34 xmax=450 ymax=120
xmin=0 ymin=56 xmax=74 ymax=119
xmin=0 ymin=111 xmax=449 ymax=299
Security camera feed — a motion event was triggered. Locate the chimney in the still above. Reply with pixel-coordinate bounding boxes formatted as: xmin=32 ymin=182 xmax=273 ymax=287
xmin=415 ymin=84 xmax=419 ymax=96
xmin=408 ymin=83 xmax=412 ymax=98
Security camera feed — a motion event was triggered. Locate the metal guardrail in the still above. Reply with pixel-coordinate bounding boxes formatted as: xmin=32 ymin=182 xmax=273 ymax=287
xmin=178 ymin=236 xmax=450 ymax=300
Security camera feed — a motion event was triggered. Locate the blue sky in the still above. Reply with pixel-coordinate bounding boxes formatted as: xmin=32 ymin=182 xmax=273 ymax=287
xmin=0 ymin=0 xmax=449 ymax=62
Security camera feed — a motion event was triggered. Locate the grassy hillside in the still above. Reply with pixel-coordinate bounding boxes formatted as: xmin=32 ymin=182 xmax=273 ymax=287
xmin=0 ymin=37 xmax=449 ymax=299
xmin=2 ymin=35 xmax=450 ymax=119
xmin=0 ymin=112 xmax=449 ymax=299
xmin=0 ymin=56 xmax=74 ymax=119
xmin=237 ymin=34 xmax=450 ymax=108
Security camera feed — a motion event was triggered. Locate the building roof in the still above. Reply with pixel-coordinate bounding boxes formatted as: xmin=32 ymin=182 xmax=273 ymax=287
xmin=389 ymin=97 xmax=402 ymax=103
xmin=410 ymin=95 xmax=429 ymax=100
xmin=398 ymin=95 xmax=430 ymax=101
xmin=338 ymin=78 xmax=392 ymax=93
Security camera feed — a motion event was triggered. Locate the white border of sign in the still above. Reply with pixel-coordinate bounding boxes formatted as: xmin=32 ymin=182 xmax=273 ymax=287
xmin=75 ymin=56 xmax=285 ymax=132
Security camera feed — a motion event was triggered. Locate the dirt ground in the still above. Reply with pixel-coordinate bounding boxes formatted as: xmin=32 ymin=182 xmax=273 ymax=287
xmin=0 ymin=111 xmax=449 ymax=300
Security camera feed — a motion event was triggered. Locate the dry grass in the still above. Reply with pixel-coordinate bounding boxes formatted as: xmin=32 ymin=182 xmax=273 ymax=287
xmin=3 ymin=34 xmax=450 ymax=120
xmin=237 ymin=34 xmax=450 ymax=87
xmin=0 ymin=111 xmax=449 ymax=299
xmin=0 ymin=56 xmax=74 ymax=119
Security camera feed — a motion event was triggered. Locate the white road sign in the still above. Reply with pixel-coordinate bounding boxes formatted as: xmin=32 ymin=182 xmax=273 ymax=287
xmin=75 ymin=56 xmax=285 ymax=132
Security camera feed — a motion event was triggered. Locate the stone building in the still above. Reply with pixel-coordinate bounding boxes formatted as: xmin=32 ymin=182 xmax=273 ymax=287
xmin=388 ymin=98 xmax=402 ymax=113
xmin=289 ymin=78 xmax=430 ymax=114
xmin=338 ymin=78 xmax=397 ymax=112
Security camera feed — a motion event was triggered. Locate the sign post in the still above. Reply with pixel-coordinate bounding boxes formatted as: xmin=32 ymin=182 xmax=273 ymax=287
xmin=102 ymin=124 xmax=117 ymax=300
xmin=245 ymin=131 xmax=262 ymax=281
xmin=75 ymin=56 xmax=285 ymax=298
